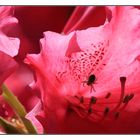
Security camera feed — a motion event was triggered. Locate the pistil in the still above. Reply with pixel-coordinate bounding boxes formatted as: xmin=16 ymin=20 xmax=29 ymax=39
xmin=113 ymin=77 xmax=126 ymax=110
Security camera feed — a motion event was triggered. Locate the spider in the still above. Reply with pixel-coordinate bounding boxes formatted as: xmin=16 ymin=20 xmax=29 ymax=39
xmin=82 ymin=74 xmax=97 ymax=93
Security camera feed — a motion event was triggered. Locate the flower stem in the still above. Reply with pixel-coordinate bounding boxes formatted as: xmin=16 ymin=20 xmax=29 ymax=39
xmin=0 ymin=117 xmax=25 ymax=134
xmin=1 ymin=84 xmax=37 ymax=134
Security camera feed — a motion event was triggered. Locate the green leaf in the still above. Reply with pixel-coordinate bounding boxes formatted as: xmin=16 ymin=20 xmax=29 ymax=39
xmin=0 ymin=117 xmax=26 ymax=134
xmin=2 ymin=84 xmax=37 ymax=134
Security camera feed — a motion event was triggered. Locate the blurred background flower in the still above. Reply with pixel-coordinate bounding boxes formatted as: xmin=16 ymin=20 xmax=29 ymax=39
xmin=0 ymin=6 xmax=19 ymax=123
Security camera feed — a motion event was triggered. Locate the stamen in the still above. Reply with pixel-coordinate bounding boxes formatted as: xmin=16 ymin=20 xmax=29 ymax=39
xmin=113 ymin=77 xmax=126 ymax=110
xmin=123 ymin=95 xmax=130 ymax=103
xmin=105 ymin=92 xmax=111 ymax=99
xmin=88 ymin=107 xmax=93 ymax=114
xmin=104 ymin=107 xmax=109 ymax=116
xmin=90 ymin=96 xmax=97 ymax=104
xmin=123 ymin=93 xmax=134 ymax=104
xmin=128 ymin=93 xmax=134 ymax=101
xmin=74 ymin=95 xmax=84 ymax=103
xmin=115 ymin=112 xmax=120 ymax=119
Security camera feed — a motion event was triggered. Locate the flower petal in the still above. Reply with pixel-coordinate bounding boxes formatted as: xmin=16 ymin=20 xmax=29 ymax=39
xmin=0 ymin=32 xmax=20 ymax=57
xmin=63 ymin=6 xmax=106 ymax=34
xmin=0 ymin=6 xmax=20 ymax=57
xmin=0 ymin=6 xmax=18 ymax=29
xmin=14 ymin=6 xmax=75 ymax=40
xmin=75 ymin=7 xmax=140 ymax=97
xmin=0 ymin=6 xmax=14 ymax=22
xmin=25 ymin=101 xmax=44 ymax=134
xmin=5 ymin=64 xmax=39 ymax=112
xmin=0 ymin=51 xmax=18 ymax=86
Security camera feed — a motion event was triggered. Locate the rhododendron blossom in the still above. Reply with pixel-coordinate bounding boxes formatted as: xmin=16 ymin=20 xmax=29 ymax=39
xmin=0 ymin=6 xmax=20 ymax=133
xmin=0 ymin=6 xmax=20 ymax=86
xmin=26 ymin=6 xmax=140 ymax=133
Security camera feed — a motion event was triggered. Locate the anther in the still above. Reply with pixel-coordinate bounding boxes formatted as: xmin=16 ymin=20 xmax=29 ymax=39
xmin=128 ymin=93 xmax=134 ymax=101
xmin=123 ymin=93 xmax=134 ymax=104
xmin=90 ymin=96 xmax=97 ymax=104
xmin=88 ymin=108 xmax=93 ymax=114
xmin=123 ymin=95 xmax=130 ymax=103
xmin=105 ymin=92 xmax=111 ymax=99
xmin=104 ymin=107 xmax=109 ymax=116
xmin=120 ymin=77 xmax=126 ymax=83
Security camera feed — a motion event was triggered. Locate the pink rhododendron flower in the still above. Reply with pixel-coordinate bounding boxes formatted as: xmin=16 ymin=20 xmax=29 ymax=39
xmin=0 ymin=6 xmax=19 ymax=85
xmin=0 ymin=6 xmax=19 ymax=121
xmin=25 ymin=6 xmax=140 ymax=134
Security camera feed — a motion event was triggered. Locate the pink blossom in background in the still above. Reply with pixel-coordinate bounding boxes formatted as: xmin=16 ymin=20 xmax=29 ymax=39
xmin=0 ymin=6 xmax=19 ymax=90
xmin=26 ymin=6 xmax=140 ymax=134
xmin=0 ymin=6 xmax=20 ymax=87
xmin=0 ymin=6 xmax=20 ymax=129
